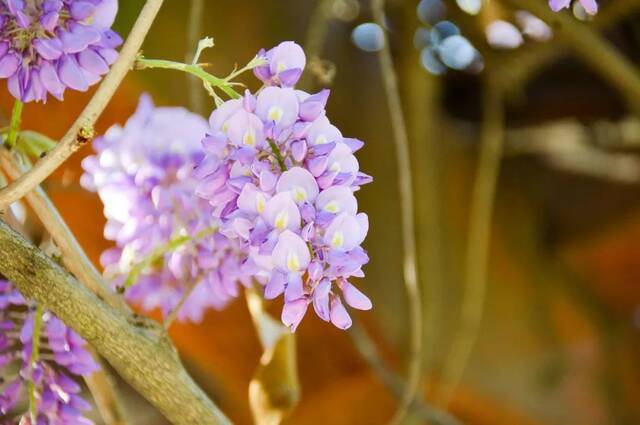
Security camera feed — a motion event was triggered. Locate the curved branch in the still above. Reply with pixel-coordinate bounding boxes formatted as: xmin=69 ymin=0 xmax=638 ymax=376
xmin=0 ymin=0 xmax=165 ymax=210
xmin=0 ymin=219 xmax=231 ymax=425
xmin=371 ymin=1 xmax=424 ymax=423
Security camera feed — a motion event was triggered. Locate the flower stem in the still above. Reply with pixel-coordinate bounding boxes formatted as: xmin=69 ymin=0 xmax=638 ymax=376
xmin=136 ymin=57 xmax=241 ymax=100
xmin=163 ymin=277 xmax=202 ymax=329
xmin=28 ymin=304 xmax=44 ymax=422
xmin=124 ymin=226 xmax=217 ymax=288
xmin=6 ymin=100 xmax=23 ymax=150
xmin=267 ymin=140 xmax=287 ymax=172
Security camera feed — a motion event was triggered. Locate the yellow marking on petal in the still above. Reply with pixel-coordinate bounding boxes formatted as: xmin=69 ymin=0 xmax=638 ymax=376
xmin=292 ymin=187 xmax=307 ymax=203
xmin=268 ymin=107 xmax=284 ymax=123
xmin=329 ymin=161 xmax=341 ymax=173
xmin=256 ymin=194 xmax=266 ymax=214
xmin=323 ymin=200 xmax=339 ymax=213
xmin=315 ymin=135 xmax=328 ymax=145
xmin=274 ymin=210 xmax=289 ymax=230
xmin=243 ymin=129 xmax=256 ymax=147
xmin=276 ymin=61 xmax=287 ymax=72
xmin=331 ymin=231 xmax=344 ymax=249
xmin=222 ymin=121 xmax=230 ymax=133
xmin=287 ymin=252 xmax=300 ymax=272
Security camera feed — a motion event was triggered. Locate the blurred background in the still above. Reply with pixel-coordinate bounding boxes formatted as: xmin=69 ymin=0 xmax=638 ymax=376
xmin=2 ymin=0 xmax=640 ymax=424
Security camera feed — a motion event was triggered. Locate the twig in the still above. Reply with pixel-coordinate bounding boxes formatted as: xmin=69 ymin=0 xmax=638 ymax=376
xmin=0 ymin=0 xmax=165 ymax=211
xmin=185 ymin=0 xmax=206 ymax=113
xmin=0 ymin=149 xmax=129 ymax=424
xmin=503 ymin=0 xmax=640 ymax=110
xmin=437 ymin=75 xmax=505 ymax=406
xmin=348 ymin=321 xmax=461 ymax=425
xmin=371 ymin=1 xmax=424 ymax=423
xmin=0 ymin=219 xmax=232 ymax=425
xmin=135 ymin=57 xmax=242 ymax=99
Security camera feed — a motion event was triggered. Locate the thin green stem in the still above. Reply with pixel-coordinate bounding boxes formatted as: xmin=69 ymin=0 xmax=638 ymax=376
xmin=438 ymin=75 xmax=505 ymax=406
xmin=28 ymin=304 xmax=44 ymax=422
xmin=124 ymin=226 xmax=217 ymax=288
xmin=6 ymin=100 xmax=23 ymax=149
xmin=268 ymin=140 xmax=287 ymax=172
xmin=136 ymin=57 xmax=241 ymax=99
xmin=164 ymin=276 xmax=202 ymax=330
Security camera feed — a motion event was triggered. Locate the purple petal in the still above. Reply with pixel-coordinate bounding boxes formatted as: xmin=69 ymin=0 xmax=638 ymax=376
xmin=0 ymin=53 xmax=20 ymax=78
xmin=330 ymin=298 xmax=352 ymax=330
xmin=341 ymin=281 xmax=372 ymax=310
xmin=58 ymin=55 xmax=89 ymax=91
xmin=282 ymin=298 xmax=309 ymax=331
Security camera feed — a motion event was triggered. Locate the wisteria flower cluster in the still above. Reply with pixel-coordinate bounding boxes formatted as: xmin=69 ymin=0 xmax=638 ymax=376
xmin=194 ymin=41 xmax=373 ymax=331
xmin=0 ymin=279 xmax=98 ymax=424
xmin=81 ymin=95 xmax=248 ymax=323
xmin=0 ymin=0 xmax=121 ymax=102
xmin=83 ymin=41 xmax=372 ymax=331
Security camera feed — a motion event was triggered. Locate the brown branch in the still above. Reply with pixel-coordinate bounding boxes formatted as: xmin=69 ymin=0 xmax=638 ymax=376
xmin=0 ymin=219 xmax=231 ymax=425
xmin=0 ymin=0 xmax=165 ymax=210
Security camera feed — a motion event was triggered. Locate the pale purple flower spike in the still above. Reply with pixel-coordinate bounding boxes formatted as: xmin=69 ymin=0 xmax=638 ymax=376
xmin=0 ymin=0 xmax=122 ymax=102
xmin=81 ymin=95 xmax=249 ymax=323
xmin=0 ymin=279 xmax=98 ymax=424
xmin=196 ymin=41 xmax=373 ymax=331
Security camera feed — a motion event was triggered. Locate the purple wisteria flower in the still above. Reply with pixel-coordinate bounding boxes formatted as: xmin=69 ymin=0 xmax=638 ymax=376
xmin=0 ymin=0 xmax=122 ymax=102
xmin=0 ymin=279 xmax=98 ymax=424
xmin=549 ymin=0 xmax=598 ymax=15
xmin=195 ymin=41 xmax=373 ymax=331
xmin=81 ymin=95 xmax=248 ymax=323
xmin=253 ymin=41 xmax=306 ymax=87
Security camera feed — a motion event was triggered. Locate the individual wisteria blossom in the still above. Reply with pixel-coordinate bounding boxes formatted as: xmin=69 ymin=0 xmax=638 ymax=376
xmin=0 ymin=0 xmax=122 ymax=102
xmin=253 ymin=41 xmax=306 ymax=87
xmin=549 ymin=0 xmax=598 ymax=15
xmin=81 ymin=95 xmax=248 ymax=323
xmin=0 ymin=279 xmax=98 ymax=424
xmin=195 ymin=41 xmax=373 ymax=331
